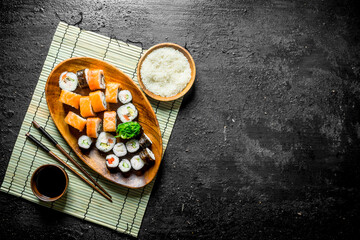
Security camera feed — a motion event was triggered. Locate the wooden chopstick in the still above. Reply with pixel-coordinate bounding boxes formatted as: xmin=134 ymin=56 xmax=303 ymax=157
xmin=32 ymin=121 xmax=112 ymax=199
xmin=25 ymin=133 xmax=112 ymax=202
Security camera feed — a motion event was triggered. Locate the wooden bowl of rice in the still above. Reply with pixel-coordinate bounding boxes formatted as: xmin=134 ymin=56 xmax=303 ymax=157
xmin=137 ymin=43 xmax=196 ymax=101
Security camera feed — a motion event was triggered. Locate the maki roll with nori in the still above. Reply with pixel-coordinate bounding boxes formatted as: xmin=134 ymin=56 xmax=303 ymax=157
xmin=76 ymin=69 xmax=89 ymax=88
xmin=117 ymin=103 xmax=138 ymax=123
xmin=139 ymin=148 xmax=155 ymax=163
xmin=139 ymin=133 xmax=152 ymax=149
xmin=126 ymin=139 xmax=140 ymax=153
xmin=96 ymin=132 xmax=116 ymax=152
xmin=130 ymin=155 xmax=145 ymax=171
xmin=118 ymin=159 xmax=131 ymax=173
xmin=59 ymin=71 xmax=78 ymax=91
xmin=113 ymin=143 xmax=127 ymax=157
xmin=118 ymin=90 xmax=132 ymax=104
xmin=78 ymin=135 xmax=92 ymax=149
xmin=106 ymin=154 xmax=119 ymax=171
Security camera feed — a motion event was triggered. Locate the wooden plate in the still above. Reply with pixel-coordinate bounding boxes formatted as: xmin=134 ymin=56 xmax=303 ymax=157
xmin=45 ymin=57 xmax=163 ymax=188
xmin=137 ymin=42 xmax=196 ymax=101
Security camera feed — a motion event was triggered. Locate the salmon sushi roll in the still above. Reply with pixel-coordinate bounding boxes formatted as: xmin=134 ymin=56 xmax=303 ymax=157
xmin=59 ymin=71 xmax=78 ymax=92
xmin=103 ymin=111 xmax=117 ymax=132
xmin=59 ymin=90 xmax=81 ymax=109
xmin=86 ymin=117 xmax=102 ymax=138
xmin=89 ymin=90 xmax=107 ymax=112
xmin=64 ymin=111 xmax=87 ymax=131
xmin=88 ymin=69 xmax=105 ymax=91
xmin=76 ymin=69 xmax=89 ymax=88
xmin=80 ymin=96 xmax=96 ymax=118
xmin=105 ymin=82 xmax=120 ymax=103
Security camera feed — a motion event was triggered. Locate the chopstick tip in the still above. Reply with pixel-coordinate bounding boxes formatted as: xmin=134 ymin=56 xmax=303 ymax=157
xmin=32 ymin=120 xmax=40 ymax=128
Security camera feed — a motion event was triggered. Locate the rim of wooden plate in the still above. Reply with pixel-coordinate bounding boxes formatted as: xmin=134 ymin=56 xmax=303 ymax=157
xmin=137 ymin=43 xmax=196 ymax=102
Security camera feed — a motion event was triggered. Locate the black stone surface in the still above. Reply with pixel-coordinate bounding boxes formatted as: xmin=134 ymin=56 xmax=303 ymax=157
xmin=1 ymin=0 xmax=360 ymax=239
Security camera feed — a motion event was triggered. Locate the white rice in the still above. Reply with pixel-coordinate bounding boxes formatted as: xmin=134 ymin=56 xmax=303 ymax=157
xmin=140 ymin=47 xmax=191 ymax=97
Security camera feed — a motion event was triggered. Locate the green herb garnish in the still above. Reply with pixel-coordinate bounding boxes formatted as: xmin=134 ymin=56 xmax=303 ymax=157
xmin=115 ymin=122 xmax=141 ymax=139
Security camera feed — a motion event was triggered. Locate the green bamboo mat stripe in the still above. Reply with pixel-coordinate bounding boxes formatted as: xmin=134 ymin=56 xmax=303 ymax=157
xmin=0 ymin=22 xmax=183 ymax=238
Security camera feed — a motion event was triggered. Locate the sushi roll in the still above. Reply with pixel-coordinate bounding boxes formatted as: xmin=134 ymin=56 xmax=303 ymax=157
xmin=139 ymin=133 xmax=152 ymax=149
xmin=89 ymin=90 xmax=107 ymax=112
xmin=105 ymin=82 xmax=120 ymax=103
xmin=126 ymin=139 xmax=140 ymax=153
xmin=130 ymin=155 xmax=145 ymax=171
xmin=113 ymin=143 xmax=127 ymax=157
xmin=59 ymin=71 xmax=78 ymax=91
xmin=103 ymin=111 xmax=117 ymax=132
xmin=76 ymin=69 xmax=89 ymax=88
xmin=79 ymin=96 xmax=96 ymax=118
xmin=59 ymin=90 xmax=81 ymax=109
xmin=105 ymin=154 xmax=119 ymax=171
xmin=118 ymin=159 xmax=131 ymax=173
xmin=78 ymin=135 xmax=92 ymax=149
xmin=139 ymin=148 xmax=155 ymax=163
xmin=86 ymin=118 xmax=102 ymax=138
xmin=87 ymin=69 xmax=105 ymax=91
xmin=117 ymin=103 xmax=138 ymax=123
xmin=96 ymin=132 xmax=116 ymax=152
xmin=64 ymin=111 xmax=87 ymax=131
xmin=118 ymin=90 xmax=132 ymax=104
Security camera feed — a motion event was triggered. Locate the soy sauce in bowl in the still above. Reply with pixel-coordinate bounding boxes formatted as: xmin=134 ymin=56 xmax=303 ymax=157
xmin=31 ymin=164 xmax=69 ymax=201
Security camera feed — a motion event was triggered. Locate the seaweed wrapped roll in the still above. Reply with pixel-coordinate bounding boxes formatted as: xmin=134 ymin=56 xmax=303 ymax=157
xmin=59 ymin=71 xmax=78 ymax=92
xmin=139 ymin=133 xmax=152 ymax=149
xmin=78 ymin=135 xmax=92 ymax=149
xmin=76 ymin=69 xmax=89 ymax=88
xmin=118 ymin=159 xmax=131 ymax=173
xmin=130 ymin=155 xmax=145 ymax=171
xmin=126 ymin=139 xmax=140 ymax=153
xmin=105 ymin=154 xmax=119 ymax=171
xmin=96 ymin=132 xmax=116 ymax=152
xmin=139 ymin=148 xmax=155 ymax=163
xmin=113 ymin=143 xmax=127 ymax=157
xmin=118 ymin=90 xmax=132 ymax=104
xmin=117 ymin=103 xmax=138 ymax=123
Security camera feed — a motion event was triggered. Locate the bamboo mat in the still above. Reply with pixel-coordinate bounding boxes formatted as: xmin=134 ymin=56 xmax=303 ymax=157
xmin=0 ymin=22 xmax=182 ymax=237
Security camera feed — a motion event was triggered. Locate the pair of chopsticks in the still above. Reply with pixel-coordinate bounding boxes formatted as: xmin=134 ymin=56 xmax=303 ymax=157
xmin=26 ymin=121 xmax=112 ymax=202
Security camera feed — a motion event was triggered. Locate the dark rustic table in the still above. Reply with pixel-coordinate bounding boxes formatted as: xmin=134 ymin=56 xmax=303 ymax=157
xmin=1 ymin=0 xmax=360 ymax=239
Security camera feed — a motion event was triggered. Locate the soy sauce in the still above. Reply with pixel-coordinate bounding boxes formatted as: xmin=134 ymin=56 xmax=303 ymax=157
xmin=35 ymin=166 xmax=66 ymax=198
